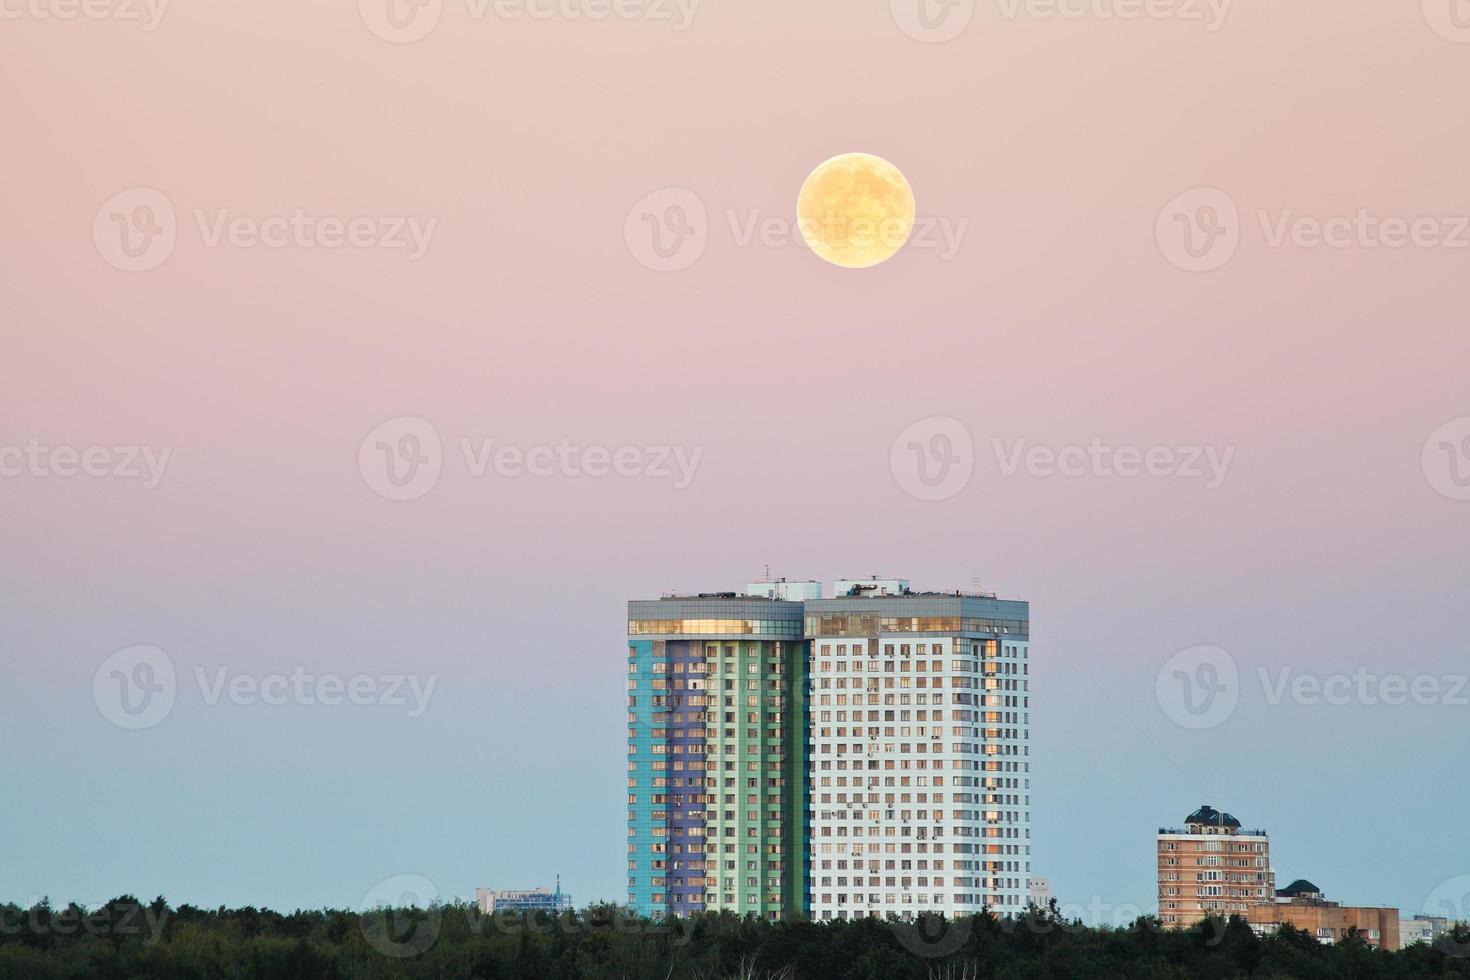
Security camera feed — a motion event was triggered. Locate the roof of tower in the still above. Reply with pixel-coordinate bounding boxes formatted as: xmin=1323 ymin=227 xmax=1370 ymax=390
xmin=1278 ymin=879 xmax=1321 ymax=897
xmin=1185 ymin=804 xmax=1241 ymax=828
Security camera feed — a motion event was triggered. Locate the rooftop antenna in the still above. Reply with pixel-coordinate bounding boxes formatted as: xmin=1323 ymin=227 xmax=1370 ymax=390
xmin=763 ymin=563 xmax=771 ymax=582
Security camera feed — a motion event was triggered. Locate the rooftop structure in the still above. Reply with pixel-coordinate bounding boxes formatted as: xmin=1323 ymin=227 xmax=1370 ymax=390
xmin=745 ymin=579 xmax=825 ymax=602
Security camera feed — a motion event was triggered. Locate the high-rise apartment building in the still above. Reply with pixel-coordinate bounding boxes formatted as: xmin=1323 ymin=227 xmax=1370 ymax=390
xmin=626 ymin=593 xmax=808 ymax=919
xmin=804 ymin=581 xmax=1032 ymax=920
xmin=1157 ymin=805 xmax=1274 ymax=927
xmin=627 ymin=577 xmax=1032 ymax=921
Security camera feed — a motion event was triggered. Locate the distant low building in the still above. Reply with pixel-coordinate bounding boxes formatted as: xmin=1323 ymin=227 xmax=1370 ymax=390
xmin=1246 ymin=879 xmax=1399 ymax=950
xmin=1400 ymin=914 xmax=1452 ymax=948
xmin=1027 ymin=877 xmax=1052 ymax=908
xmin=475 ymin=879 xmax=573 ymax=915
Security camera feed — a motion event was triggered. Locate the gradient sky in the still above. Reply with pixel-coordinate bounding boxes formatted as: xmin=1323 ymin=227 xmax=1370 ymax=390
xmin=2 ymin=0 xmax=1468 ymax=925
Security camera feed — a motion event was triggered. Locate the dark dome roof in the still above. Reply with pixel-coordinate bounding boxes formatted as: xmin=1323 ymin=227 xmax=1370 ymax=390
xmin=1186 ymin=804 xmax=1241 ymax=828
xmin=1278 ymin=879 xmax=1321 ymax=897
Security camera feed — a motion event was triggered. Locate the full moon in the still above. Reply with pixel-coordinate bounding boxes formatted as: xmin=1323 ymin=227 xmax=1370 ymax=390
xmin=797 ymin=152 xmax=915 ymax=269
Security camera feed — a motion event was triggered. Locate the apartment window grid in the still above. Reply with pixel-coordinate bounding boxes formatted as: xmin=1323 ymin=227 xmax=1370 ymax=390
xmin=695 ymin=640 xmax=791 ymax=919
xmin=807 ymin=633 xmax=1031 ymax=921
xmin=627 ymin=634 xmax=798 ymax=920
xmin=1155 ymin=834 xmax=1273 ymax=926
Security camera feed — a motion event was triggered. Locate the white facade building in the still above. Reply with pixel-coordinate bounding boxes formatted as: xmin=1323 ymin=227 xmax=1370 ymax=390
xmin=1400 ymin=915 xmax=1453 ymax=948
xmin=474 ymin=882 xmax=573 ymax=914
xmin=803 ymin=588 xmax=1031 ymax=921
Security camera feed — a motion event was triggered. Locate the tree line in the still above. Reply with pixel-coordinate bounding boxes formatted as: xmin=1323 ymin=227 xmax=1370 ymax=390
xmin=2 ymin=896 xmax=1468 ymax=979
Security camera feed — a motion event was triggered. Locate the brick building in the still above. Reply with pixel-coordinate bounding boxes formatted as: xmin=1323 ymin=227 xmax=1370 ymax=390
xmin=1247 ymin=879 xmax=1399 ymax=950
xmin=1157 ymin=804 xmax=1274 ymax=928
